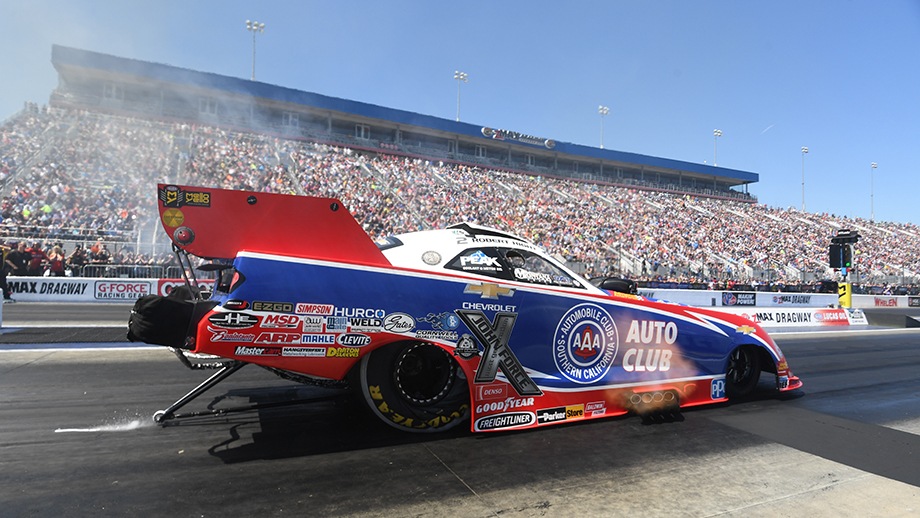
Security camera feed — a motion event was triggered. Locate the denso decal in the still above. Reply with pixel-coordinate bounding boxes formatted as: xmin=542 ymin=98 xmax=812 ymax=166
xmin=295 ymin=303 xmax=334 ymax=315
xmin=553 ymin=303 xmax=618 ymax=384
xmin=208 ymin=312 xmax=259 ymax=329
xmin=94 ymin=280 xmax=151 ymax=300
xmin=475 ymin=397 xmax=534 ymax=414
xmin=624 ymin=320 xmax=678 ymax=344
xmin=383 ymin=313 xmax=415 ymax=333
xmin=455 ymin=310 xmax=542 ymax=397
xmin=234 ymin=346 xmax=281 ymax=356
xmin=477 ymin=384 xmax=506 ymax=400
xmin=475 ymin=412 xmax=535 ymax=431
xmin=255 ymin=332 xmax=302 ymax=344
xmin=622 ymin=348 xmax=673 ymax=372
xmin=260 ymin=314 xmax=302 ymax=329
xmin=337 ymin=333 xmax=371 ymax=347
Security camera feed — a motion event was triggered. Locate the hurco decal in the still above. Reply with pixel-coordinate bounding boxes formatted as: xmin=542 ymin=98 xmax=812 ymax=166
xmin=455 ymin=310 xmax=542 ymax=397
xmin=553 ymin=303 xmax=618 ymax=384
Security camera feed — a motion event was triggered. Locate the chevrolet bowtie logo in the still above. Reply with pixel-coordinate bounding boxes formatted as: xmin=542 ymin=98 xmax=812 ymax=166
xmin=735 ymin=325 xmax=756 ymax=335
xmin=464 ymin=283 xmax=515 ymax=300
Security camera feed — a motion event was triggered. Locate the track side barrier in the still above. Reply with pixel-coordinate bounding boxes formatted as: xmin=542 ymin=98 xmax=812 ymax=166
xmin=6 ymin=277 xmax=215 ymax=302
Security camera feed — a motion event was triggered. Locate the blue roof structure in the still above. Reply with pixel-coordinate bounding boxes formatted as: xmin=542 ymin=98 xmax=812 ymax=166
xmin=51 ymin=44 xmax=757 ymax=184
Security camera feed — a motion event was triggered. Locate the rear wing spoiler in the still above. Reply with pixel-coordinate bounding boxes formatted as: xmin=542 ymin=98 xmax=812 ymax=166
xmin=156 ymin=184 xmax=390 ymax=266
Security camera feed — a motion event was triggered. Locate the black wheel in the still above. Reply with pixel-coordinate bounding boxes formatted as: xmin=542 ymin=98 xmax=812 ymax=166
xmin=359 ymin=341 xmax=470 ymax=433
xmin=726 ymin=345 xmax=761 ymax=398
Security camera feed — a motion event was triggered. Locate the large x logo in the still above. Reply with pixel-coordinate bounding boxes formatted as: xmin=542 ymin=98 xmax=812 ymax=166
xmin=454 ymin=310 xmax=542 ymax=397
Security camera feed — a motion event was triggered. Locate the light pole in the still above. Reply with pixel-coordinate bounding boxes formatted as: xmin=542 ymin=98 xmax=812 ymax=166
xmin=245 ymin=20 xmax=265 ymax=81
xmin=870 ymin=162 xmax=878 ymax=221
xmin=713 ymin=129 xmax=722 ymax=166
xmin=598 ymin=105 xmax=609 ymax=149
xmin=453 ymin=71 xmax=468 ymax=122
xmin=801 ymin=146 xmax=808 ymax=211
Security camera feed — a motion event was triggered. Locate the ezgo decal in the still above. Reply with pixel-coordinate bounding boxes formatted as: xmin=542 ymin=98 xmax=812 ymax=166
xmin=553 ymin=303 xmax=618 ymax=384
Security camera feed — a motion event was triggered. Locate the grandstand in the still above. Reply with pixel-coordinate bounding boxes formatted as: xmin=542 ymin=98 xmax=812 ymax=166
xmin=0 ymin=45 xmax=918 ymax=292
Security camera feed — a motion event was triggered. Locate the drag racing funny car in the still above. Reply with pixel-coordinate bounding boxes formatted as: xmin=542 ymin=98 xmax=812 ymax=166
xmin=128 ymin=184 xmax=802 ymax=433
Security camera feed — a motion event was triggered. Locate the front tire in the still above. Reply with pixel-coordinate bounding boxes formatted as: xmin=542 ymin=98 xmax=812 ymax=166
xmin=359 ymin=341 xmax=470 ymax=433
xmin=726 ymin=345 xmax=761 ymax=398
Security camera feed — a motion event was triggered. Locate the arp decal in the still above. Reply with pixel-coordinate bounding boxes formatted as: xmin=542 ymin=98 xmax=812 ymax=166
xmin=553 ymin=303 xmax=618 ymax=384
xmin=454 ymin=310 xmax=542 ymax=397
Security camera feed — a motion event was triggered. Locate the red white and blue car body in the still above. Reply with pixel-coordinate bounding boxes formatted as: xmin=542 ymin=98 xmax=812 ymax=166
xmin=135 ymin=184 xmax=802 ymax=433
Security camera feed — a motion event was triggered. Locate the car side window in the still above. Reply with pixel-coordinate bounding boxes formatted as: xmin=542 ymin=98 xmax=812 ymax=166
xmin=501 ymin=248 xmax=584 ymax=289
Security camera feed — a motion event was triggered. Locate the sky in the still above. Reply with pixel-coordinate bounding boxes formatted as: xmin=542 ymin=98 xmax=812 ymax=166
xmin=3 ymin=1 xmax=919 ymax=225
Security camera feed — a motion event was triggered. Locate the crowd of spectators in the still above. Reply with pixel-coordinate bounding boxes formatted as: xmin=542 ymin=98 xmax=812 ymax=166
xmin=1 ymin=104 xmax=918 ymax=293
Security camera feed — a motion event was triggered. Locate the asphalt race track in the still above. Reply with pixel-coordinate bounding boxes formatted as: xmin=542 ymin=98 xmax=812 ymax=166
xmin=1 ymin=304 xmax=919 ymax=516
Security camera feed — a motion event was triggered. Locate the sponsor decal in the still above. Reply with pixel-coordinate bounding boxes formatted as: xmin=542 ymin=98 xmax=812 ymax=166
xmin=260 ymin=314 xmax=302 ymax=329
xmin=301 ymin=334 xmax=337 ymax=345
xmin=566 ymin=404 xmax=585 ymax=419
xmin=159 ymin=185 xmax=211 ymax=208
xmin=513 ymin=268 xmax=554 ymax=285
xmin=208 ymin=327 xmax=255 ymax=343
xmin=624 ymin=320 xmax=678 ymax=345
xmin=295 ymin=303 xmax=334 ymax=315
xmin=94 ymin=280 xmax=150 ymax=300
xmin=874 ymin=297 xmax=897 ymax=307
xmin=462 ymin=301 xmax=517 ymax=313
xmin=208 ymin=312 xmax=259 ymax=329
xmin=422 ymin=251 xmax=441 ymax=265
xmin=234 ymin=346 xmax=281 ymax=356
xmin=464 ymin=282 xmax=515 ymax=300
xmin=460 ymin=250 xmax=503 ymax=272
xmin=349 ymin=317 xmax=382 ymax=333
xmin=553 ymin=304 xmax=618 ymax=384
xmin=161 ymin=208 xmax=185 ymax=228
xmin=755 ymin=311 xmax=812 ymax=324
xmin=476 ymin=397 xmax=535 ymax=414
xmin=416 ymin=330 xmax=459 ymax=341
xmin=735 ymin=325 xmax=756 ymax=335
xmin=302 ymin=316 xmax=324 ymax=333
xmin=326 ymin=347 xmax=361 ymax=358
xmin=711 ymin=378 xmax=726 ymax=399
xmin=419 ymin=312 xmax=461 ymax=330
xmin=383 ymin=313 xmax=415 ymax=333
xmin=477 ymin=384 xmax=506 ymax=400
xmin=722 ymin=292 xmax=755 ymax=306
xmin=455 ymin=310 xmax=542 ymax=397
xmin=813 ymin=308 xmax=849 ymax=325
xmin=536 ymin=407 xmax=567 ymax=424
xmin=772 ymin=294 xmax=812 ymax=305
xmin=909 ymin=297 xmax=920 ymax=308
xmin=454 ymin=334 xmax=480 ymax=359
xmin=9 ymin=280 xmax=90 ymax=296
xmin=282 ymin=347 xmax=326 ymax=358
xmin=157 ymin=279 xmax=215 ymax=297
xmin=480 ymin=126 xmax=556 ymax=149
xmin=223 ymin=299 xmax=249 ymax=311
xmin=255 ymin=332 xmax=302 ymax=345
xmin=252 ymin=301 xmax=294 ymax=313
xmin=475 ymin=412 xmax=536 ymax=431
xmin=325 ymin=316 xmax=349 ymax=332
xmin=622 ymin=348 xmax=673 ymax=372
xmin=585 ymin=401 xmax=606 ymax=417
xmin=334 ymin=307 xmax=386 ymax=319
xmin=337 ymin=333 xmax=372 ymax=347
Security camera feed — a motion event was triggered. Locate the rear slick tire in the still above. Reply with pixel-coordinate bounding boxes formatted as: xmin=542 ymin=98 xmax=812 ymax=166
xmin=359 ymin=341 xmax=470 ymax=433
